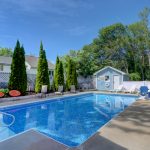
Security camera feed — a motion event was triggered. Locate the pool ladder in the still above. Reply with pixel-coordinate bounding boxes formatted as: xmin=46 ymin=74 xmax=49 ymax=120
xmin=0 ymin=112 xmax=15 ymax=127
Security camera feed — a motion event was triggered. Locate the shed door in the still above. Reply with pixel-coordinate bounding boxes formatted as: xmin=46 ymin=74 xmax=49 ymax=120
xmin=113 ymin=75 xmax=120 ymax=89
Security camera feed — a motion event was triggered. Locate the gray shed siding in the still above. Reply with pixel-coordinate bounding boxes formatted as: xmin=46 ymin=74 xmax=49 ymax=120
xmin=96 ymin=68 xmax=125 ymax=91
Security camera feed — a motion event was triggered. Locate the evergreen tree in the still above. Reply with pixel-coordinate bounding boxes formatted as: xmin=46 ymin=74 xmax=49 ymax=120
xmin=66 ymin=58 xmax=72 ymax=90
xmin=66 ymin=58 xmax=78 ymax=90
xmin=51 ymin=80 xmax=55 ymax=92
xmin=72 ymin=62 xmax=78 ymax=89
xmin=20 ymin=46 xmax=27 ymax=93
xmin=8 ymin=40 xmax=27 ymax=94
xmin=35 ymin=42 xmax=50 ymax=93
xmin=53 ymin=56 xmax=59 ymax=90
xmin=57 ymin=60 xmax=64 ymax=87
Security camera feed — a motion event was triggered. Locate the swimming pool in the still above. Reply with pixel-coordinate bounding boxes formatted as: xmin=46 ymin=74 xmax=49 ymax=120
xmin=0 ymin=93 xmax=138 ymax=147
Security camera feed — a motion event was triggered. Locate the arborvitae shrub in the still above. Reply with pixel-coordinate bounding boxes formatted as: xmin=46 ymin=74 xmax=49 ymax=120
xmin=35 ymin=42 xmax=50 ymax=93
xmin=8 ymin=40 xmax=27 ymax=95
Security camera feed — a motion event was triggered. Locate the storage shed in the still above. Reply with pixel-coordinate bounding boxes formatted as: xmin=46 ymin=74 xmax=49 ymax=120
xmin=94 ymin=66 xmax=129 ymax=91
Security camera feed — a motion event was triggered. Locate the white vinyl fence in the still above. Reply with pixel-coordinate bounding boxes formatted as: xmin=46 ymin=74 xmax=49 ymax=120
xmin=78 ymin=75 xmax=150 ymax=90
xmin=122 ymin=81 xmax=150 ymax=90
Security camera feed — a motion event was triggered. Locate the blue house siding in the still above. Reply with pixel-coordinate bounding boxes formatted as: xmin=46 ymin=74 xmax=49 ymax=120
xmin=94 ymin=66 xmax=129 ymax=91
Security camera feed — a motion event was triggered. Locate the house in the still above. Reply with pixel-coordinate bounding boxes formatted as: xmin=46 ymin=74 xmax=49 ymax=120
xmin=0 ymin=55 xmax=55 ymax=75
xmin=94 ymin=66 xmax=129 ymax=91
xmin=0 ymin=55 xmax=55 ymax=89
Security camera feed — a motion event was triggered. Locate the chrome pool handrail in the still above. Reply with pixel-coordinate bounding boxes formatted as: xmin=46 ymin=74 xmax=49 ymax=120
xmin=0 ymin=112 xmax=15 ymax=127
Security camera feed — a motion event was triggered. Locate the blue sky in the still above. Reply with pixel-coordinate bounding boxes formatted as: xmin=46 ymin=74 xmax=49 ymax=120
xmin=0 ymin=0 xmax=150 ymax=63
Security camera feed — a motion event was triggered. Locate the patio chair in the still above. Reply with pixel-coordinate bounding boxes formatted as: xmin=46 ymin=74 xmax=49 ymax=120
xmin=113 ymin=85 xmax=126 ymax=93
xmin=126 ymin=85 xmax=139 ymax=93
xmin=70 ymin=85 xmax=76 ymax=93
xmin=140 ymin=86 xmax=149 ymax=96
xmin=55 ymin=86 xmax=63 ymax=95
xmin=117 ymin=85 xmax=124 ymax=92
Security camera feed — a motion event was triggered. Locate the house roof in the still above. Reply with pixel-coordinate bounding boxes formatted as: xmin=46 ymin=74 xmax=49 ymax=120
xmin=0 ymin=56 xmax=12 ymax=65
xmin=0 ymin=55 xmax=55 ymax=70
xmin=94 ymin=66 xmax=127 ymax=76
xmin=25 ymin=55 xmax=55 ymax=70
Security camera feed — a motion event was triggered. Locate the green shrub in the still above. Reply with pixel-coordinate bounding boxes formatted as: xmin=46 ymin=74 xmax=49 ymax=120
xmin=129 ymin=73 xmax=141 ymax=81
xmin=66 ymin=58 xmax=78 ymax=90
xmin=0 ymin=89 xmax=9 ymax=95
xmin=53 ymin=56 xmax=60 ymax=91
xmin=8 ymin=40 xmax=27 ymax=95
xmin=35 ymin=42 xmax=50 ymax=93
xmin=57 ymin=60 xmax=64 ymax=87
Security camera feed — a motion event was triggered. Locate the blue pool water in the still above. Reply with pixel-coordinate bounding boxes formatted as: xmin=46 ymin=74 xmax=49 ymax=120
xmin=0 ymin=93 xmax=138 ymax=147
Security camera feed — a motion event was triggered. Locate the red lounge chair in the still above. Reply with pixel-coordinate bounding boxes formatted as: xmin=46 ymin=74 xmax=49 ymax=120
xmin=0 ymin=92 xmax=4 ymax=98
xmin=9 ymin=90 xmax=21 ymax=97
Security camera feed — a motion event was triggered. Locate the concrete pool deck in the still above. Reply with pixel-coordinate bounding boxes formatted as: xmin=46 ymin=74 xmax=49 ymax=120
xmin=77 ymin=100 xmax=150 ymax=150
xmin=0 ymin=130 xmax=68 ymax=150
xmin=0 ymin=93 xmax=150 ymax=150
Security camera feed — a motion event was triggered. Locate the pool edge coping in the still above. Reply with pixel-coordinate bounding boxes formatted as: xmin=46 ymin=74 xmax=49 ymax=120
xmin=0 ymin=91 xmax=138 ymax=109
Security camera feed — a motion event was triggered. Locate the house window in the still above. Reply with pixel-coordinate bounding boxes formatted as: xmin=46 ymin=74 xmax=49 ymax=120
xmin=0 ymin=65 xmax=3 ymax=71
xmin=49 ymin=70 xmax=54 ymax=76
xmin=105 ymin=75 xmax=109 ymax=81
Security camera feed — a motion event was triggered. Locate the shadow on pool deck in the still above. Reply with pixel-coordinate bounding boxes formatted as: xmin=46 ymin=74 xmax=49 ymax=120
xmin=75 ymin=100 xmax=150 ymax=150
xmin=107 ymin=101 xmax=150 ymax=134
xmin=70 ymin=133 xmax=127 ymax=150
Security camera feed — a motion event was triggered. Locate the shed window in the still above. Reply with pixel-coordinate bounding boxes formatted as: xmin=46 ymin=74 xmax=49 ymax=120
xmin=105 ymin=75 xmax=109 ymax=81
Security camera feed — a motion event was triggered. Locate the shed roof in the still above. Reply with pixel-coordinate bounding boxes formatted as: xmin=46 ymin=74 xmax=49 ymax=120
xmin=0 ymin=55 xmax=55 ymax=70
xmin=94 ymin=66 xmax=127 ymax=75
